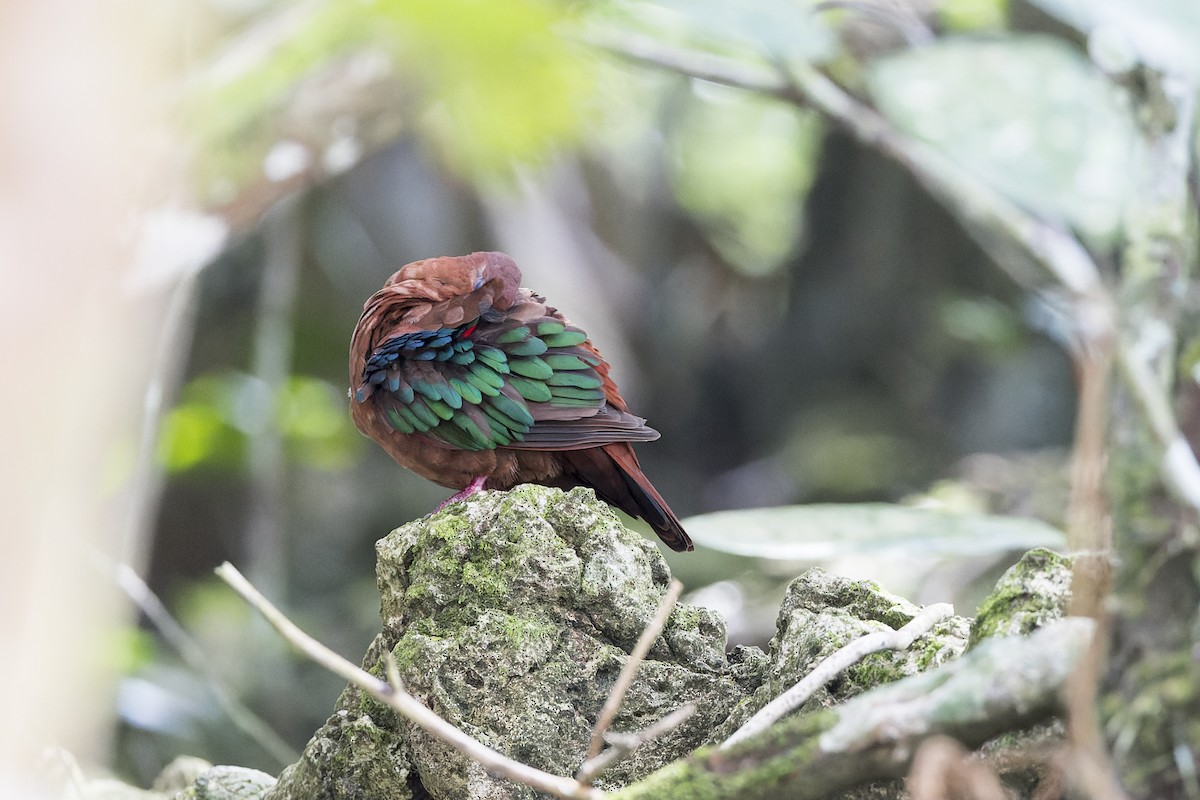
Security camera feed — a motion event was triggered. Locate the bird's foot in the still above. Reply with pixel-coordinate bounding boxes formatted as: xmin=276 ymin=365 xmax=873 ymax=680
xmin=434 ymin=475 xmax=488 ymax=512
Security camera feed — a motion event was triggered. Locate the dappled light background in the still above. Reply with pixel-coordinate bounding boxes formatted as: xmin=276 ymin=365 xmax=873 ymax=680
xmin=10 ymin=0 xmax=1155 ymax=789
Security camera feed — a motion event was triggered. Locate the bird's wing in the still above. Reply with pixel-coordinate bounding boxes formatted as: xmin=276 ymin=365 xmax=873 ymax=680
xmin=353 ymin=289 xmax=658 ymax=452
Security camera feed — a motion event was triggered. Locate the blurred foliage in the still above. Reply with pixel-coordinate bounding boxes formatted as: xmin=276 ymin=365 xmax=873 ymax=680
xmin=669 ymin=87 xmax=821 ymax=276
xmin=191 ymin=0 xmax=594 ymax=193
xmin=869 ymin=35 xmax=1136 ymax=245
xmin=612 ymin=0 xmax=836 ymax=61
xmin=158 ymin=371 xmax=358 ymax=473
xmin=938 ymin=0 xmax=1009 ymax=31
xmin=1023 ymin=0 xmax=1200 ymax=76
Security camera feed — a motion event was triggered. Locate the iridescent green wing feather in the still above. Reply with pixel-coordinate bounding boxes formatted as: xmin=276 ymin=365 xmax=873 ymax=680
xmin=354 ymin=294 xmax=656 ymax=451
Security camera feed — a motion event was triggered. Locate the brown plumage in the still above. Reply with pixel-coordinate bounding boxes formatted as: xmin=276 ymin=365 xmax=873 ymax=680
xmin=348 ymin=251 xmax=692 ymax=552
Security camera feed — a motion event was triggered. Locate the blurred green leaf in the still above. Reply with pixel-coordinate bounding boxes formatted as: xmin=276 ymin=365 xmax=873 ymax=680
xmin=158 ymin=403 xmax=237 ymax=472
xmin=683 ymin=503 xmax=1066 ymax=559
xmin=277 ymin=375 xmax=360 ymax=468
xmin=938 ymin=295 xmax=1023 ymax=348
xmin=868 ymin=35 xmax=1136 ymax=244
xmin=670 ymin=86 xmax=820 ymax=276
xmin=938 ymin=0 xmax=1009 ymax=32
xmin=1024 ymin=0 xmax=1200 ymax=77
xmin=105 ymin=626 xmax=158 ymax=675
xmin=159 ymin=371 xmax=358 ymax=472
xmin=192 ymin=0 xmax=594 ymax=188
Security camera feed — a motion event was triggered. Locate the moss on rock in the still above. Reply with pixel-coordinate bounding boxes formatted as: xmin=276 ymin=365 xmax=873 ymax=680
xmin=719 ymin=567 xmax=971 ymax=739
xmin=969 ymin=547 xmax=1073 ymax=648
xmin=270 ymin=485 xmax=754 ymax=800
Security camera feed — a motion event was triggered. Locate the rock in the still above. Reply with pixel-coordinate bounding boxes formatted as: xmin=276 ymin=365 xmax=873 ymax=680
xmin=720 ymin=567 xmax=972 ymax=739
xmin=268 ymin=485 xmax=755 ymax=800
xmin=152 ymin=756 xmax=213 ymax=794
xmin=64 ymin=759 xmax=272 ymax=800
xmin=969 ymin=547 xmax=1073 ymax=647
xmin=177 ymin=766 xmax=275 ymax=800
xmin=265 ymin=487 xmax=1070 ymax=799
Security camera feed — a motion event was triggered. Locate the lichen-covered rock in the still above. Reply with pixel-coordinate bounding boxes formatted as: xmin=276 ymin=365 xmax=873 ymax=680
xmin=719 ymin=567 xmax=971 ymax=738
xmin=153 ymin=756 xmax=213 ymax=794
xmin=177 ymin=766 xmax=275 ymax=800
xmin=270 ymin=485 xmax=755 ymax=800
xmin=969 ymin=547 xmax=1073 ymax=648
xmin=68 ymin=760 xmax=273 ymax=800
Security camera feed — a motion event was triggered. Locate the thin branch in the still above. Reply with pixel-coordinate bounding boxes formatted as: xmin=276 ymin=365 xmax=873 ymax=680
xmin=576 ymin=704 xmax=696 ymax=785
xmin=722 ymin=602 xmax=954 ymax=749
xmin=112 ymin=562 xmax=299 ymax=766
xmin=586 ymin=579 xmax=684 ymax=762
xmin=1118 ymin=341 xmax=1200 ymax=512
xmin=616 ymin=619 xmax=1094 ymax=800
xmin=215 ymin=562 xmax=606 ymax=800
xmin=594 ymin=32 xmax=1109 ymax=305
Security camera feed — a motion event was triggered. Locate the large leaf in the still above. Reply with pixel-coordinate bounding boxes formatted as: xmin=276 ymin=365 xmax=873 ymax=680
xmin=683 ymin=503 xmax=1066 ymax=559
xmin=868 ymin=35 xmax=1136 ymax=245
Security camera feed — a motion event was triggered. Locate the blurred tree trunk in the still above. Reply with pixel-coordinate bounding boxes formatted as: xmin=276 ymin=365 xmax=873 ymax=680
xmin=1104 ymin=70 xmax=1200 ymax=797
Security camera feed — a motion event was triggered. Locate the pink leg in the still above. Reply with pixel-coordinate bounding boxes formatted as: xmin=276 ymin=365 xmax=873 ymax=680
xmin=434 ymin=475 xmax=488 ymax=512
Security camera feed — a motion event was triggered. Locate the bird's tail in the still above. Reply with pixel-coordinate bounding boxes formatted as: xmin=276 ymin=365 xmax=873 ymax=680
xmin=559 ymin=444 xmax=693 ymax=552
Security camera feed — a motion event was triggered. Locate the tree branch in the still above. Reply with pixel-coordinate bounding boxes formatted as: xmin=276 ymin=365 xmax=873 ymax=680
xmin=113 ymin=562 xmax=299 ymax=767
xmin=593 ymin=31 xmax=1109 ymax=305
xmin=613 ymin=618 xmax=1095 ymax=800
xmin=215 ymin=562 xmax=606 ymax=800
xmin=722 ymin=602 xmax=954 ymax=749
xmin=586 ymin=578 xmax=684 ymax=762
xmin=577 ymin=704 xmax=697 ymax=785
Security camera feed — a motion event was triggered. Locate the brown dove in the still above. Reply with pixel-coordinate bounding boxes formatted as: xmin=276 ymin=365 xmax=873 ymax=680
xmin=348 ymin=251 xmax=692 ymax=551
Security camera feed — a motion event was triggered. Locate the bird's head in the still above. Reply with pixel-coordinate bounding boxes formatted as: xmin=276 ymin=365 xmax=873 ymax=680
xmin=385 ymin=251 xmax=522 ymax=309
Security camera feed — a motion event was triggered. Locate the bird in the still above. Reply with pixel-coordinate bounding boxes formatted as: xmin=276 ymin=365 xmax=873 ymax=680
xmin=348 ymin=251 xmax=692 ymax=552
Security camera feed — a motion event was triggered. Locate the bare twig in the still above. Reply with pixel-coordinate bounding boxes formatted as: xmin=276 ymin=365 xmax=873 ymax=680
xmin=576 ymin=704 xmax=696 ymax=785
xmin=594 ymin=32 xmax=1109 ymax=304
xmin=1118 ymin=341 xmax=1200 ymax=512
xmin=112 ymin=562 xmax=299 ymax=766
xmin=722 ymin=602 xmax=954 ymax=749
xmin=908 ymin=735 xmax=1007 ymax=800
xmin=619 ymin=619 xmax=1093 ymax=799
xmin=585 ymin=578 xmax=684 ymax=762
xmin=215 ymin=562 xmax=606 ymax=800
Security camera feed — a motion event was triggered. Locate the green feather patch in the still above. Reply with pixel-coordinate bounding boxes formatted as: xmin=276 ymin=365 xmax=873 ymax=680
xmin=536 ymin=321 xmax=565 ymax=336
xmin=550 ymin=386 xmax=605 ymax=401
xmin=408 ymin=399 xmax=440 ymax=428
xmin=508 ymin=375 xmax=553 ymax=403
xmin=482 ymin=404 xmax=523 ymax=435
xmin=547 ymin=371 xmax=602 ymax=389
xmin=434 ymin=423 xmax=480 ymax=451
xmin=546 ymin=397 xmax=598 ymax=408
xmin=484 ymin=416 xmax=514 ymax=445
xmin=505 ymin=337 xmax=548 ymax=357
xmin=395 ymin=404 xmax=430 ymax=432
xmin=509 ymin=356 xmax=554 ymax=380
xmin=438 ymin=383 xmax=463 ymax=409
xmin=450 ymin=377 xmax=483 ymax=405
xmin=543 ymin=354 xmax=596 ymax=371
xmin=490 ymin=394 xmax=535 ymax=426
xmin=542 ymin=330 xmax=587 ymax=347
xmin=450 ymin=414 xmax=491 ymax=449
xmin=426 ymin=398 xmax=456 ymax=422
xmin=385 ymin=407 xmax=415 ymax=433
xmin=411 ymin=380 xmax=442 ymax=403
xmin=547 ymin=371 xmax=600 ymax=388
xmin=469 ymin=363 xmax=505 ymax=389
xmin=495 ymin=326 xmax=531 ymax=344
